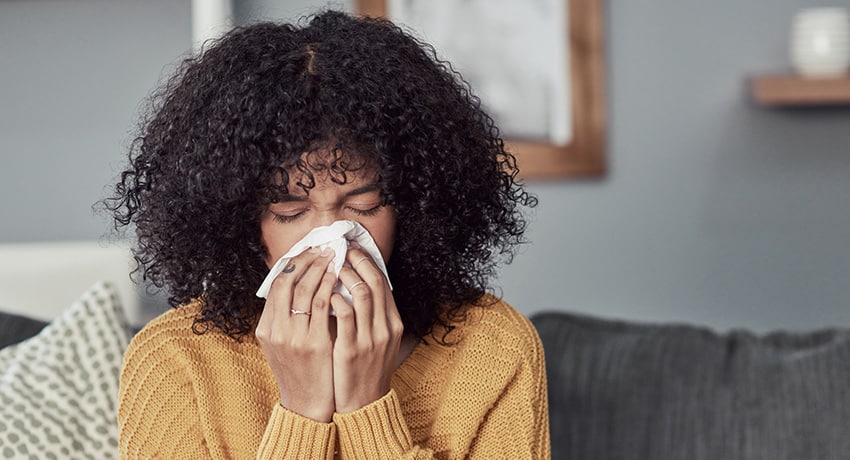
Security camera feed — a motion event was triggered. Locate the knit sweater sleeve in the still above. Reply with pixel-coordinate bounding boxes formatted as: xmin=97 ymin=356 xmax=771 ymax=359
xmin=257 ymin=404 xmax=337 ymax=459
xmin=118 ymin=299 xmax=549 ymax=459
xmin=466 ymin=313 xmax=550 ymax=459
xmin=117 ymin=321 xmax=211 ymax=459
xmin=118 ymin=309 xmax=339 ymax=459
xmin=331 ymin=306 xmax=551 ymax=460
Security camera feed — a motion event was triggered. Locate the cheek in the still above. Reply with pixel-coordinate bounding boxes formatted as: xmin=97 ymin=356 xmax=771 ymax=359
xmin=260 ymin=218 xmax=300 ymax=268
xmin=365 ymin=215 xmax=397 ymax=264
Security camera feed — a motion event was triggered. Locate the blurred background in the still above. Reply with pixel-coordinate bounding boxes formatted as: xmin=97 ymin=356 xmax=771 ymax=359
xmin=1 ymin=0 xmax=848 ymax=331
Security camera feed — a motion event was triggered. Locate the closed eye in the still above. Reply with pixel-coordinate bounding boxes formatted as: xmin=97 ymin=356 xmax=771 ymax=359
xmin=347 ymin=204 xmax=382 ymax=217
xmin=272 ymin=209 xmax=307 ymax=223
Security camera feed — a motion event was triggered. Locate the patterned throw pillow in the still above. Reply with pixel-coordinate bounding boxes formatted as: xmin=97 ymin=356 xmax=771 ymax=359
xmin=0 ymin=281 xmax=130 ymax=459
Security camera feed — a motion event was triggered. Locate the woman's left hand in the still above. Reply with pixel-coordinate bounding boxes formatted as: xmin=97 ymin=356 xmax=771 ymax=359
xmin=330 ymin=247 xmax=404 ymax=413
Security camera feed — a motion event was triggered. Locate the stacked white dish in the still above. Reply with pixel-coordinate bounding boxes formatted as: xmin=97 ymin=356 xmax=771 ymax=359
xmin=790 ymin=8 xmax=850 ymax=77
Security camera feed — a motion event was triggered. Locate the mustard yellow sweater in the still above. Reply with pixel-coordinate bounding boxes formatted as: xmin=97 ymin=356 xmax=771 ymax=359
xmin=118 ymin=295 xmax=550 ymax=459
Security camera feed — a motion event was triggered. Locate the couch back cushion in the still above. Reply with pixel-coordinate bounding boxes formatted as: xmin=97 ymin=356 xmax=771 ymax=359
xmin=0 ymin=310 xmax=48 ymax=349
xmin=531 ymin=311 xmax=850 ymax=460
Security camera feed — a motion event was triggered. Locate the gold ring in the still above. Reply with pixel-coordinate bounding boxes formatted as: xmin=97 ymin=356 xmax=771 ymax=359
xmin=348 ymin=281 xmax=367 ymax=291
xmin=290 ymin=309 xmax=312 ymax=316
xmin=353 ymin=257 xmax=371 ymax=269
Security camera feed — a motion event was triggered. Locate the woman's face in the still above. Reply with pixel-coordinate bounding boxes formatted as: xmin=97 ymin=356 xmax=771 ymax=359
xmin=259 ymin=162 xmax=396 ymax=269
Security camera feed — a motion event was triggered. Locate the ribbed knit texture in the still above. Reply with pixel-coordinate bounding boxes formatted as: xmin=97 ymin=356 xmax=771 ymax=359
xmin=117 ymin=295 xmax=550 ymax=459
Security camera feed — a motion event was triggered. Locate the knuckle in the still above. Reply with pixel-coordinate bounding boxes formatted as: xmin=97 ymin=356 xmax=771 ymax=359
xmin=373 ymin=330 xmax=390 ymax=345
xmin=357 ymin=268 xmax=375 ymax=281
xmin=286 ymin=337 xmax=308 ymax=353
xmin=321 ymin=273 xmax=337 ymax=287
xmin=301 ymin=340 xmax=324 ymax=355
xmin=338 ymin=266 xmax=355 ymax=278
xmin=352 ymin=286 xmax=372 ymax=301
xmin=274 ymin=334 xmax=293 ymax=348
xmin=293 ymin=284 xmax=312 ymax=299
xmin=269 ymin=275 xmax=291 ymax=292
xmin=336 ymin=347 xmax=357 ymax=362
xmin=361 ymin=264 xmax=382 ymax=279
xmin=391 ymin=321 xmax=404 ymax=337
xmin=312 ymin=297 xmax=329 ymax=311
xmin=334 ymin=306 xmax=355 ymax=319
xmin=263 ymin=335 xmax=284 ymax=350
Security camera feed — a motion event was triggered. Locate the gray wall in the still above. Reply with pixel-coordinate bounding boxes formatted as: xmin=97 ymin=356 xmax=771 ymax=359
xmin=499 ymin=0 xmax=850 ymax=332
xmin=0 ymin=0 xmax=192 ymax=241
xmin=1 ymin=0 xmax=848 ymax=332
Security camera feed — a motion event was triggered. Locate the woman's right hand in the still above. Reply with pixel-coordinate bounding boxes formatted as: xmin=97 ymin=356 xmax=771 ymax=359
xmin=255 ymin=247 xmax=337 ymax=422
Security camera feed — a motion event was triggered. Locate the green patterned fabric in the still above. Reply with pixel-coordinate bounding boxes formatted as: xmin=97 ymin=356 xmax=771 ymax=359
xmin=0 ymin=281 xmax=130 ymax=459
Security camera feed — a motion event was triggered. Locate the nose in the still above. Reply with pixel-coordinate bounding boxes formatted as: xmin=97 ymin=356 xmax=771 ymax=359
xmin=313 ymin=208 xmax=344 ymax=227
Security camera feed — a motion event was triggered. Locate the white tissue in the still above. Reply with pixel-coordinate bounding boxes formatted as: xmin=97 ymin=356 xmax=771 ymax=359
xmin=255 ymin=220 xmax=392 ymax=304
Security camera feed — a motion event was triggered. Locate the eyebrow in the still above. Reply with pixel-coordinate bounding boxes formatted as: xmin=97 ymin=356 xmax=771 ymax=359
xmin=344 ymin=183 xmax=381 ymax=197
xmin=273 ymin=183 xmax=381 ymax=203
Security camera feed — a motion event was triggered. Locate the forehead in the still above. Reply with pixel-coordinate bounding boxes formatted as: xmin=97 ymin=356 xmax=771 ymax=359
xmin=289 ymin=167 xmax=378 ymax=192
xmin=269 ymin=147 xmax=381 ymax=197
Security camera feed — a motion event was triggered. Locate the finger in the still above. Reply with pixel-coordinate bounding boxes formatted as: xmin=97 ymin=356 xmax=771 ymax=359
xmin=259 ymin=249 xmax=320 ymax=339
xmin=337 ymin=265 xmax=375 ymax=343
xmin=346 ymin=247 xmax=379 ymax=275
xmin=255 ymin=302 xmax=274 ymax=341
xmin=276 ymin=246 xmax=324 ymax=285
xmin=290 ymin=248 xmax=335 ymax=318
xmin=307 ymin=262 xmax=336 ymax=334
xmin=345 ymin=248 xmax=390 ymax=330
xmin=346 ymin=246 xmax=389 ymax=284
xmin=266 ymin=248 xmax=323 ymax=317
xmin=330 ymin=293 xmax=356 ymax=347
xmin=337 ymin=263 xmax=372 ymax=306
xmin=351 ymin=252 xmax=373 ymax=272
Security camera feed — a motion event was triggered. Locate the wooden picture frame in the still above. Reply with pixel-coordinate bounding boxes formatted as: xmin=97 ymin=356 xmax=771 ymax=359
xmin=354 ymin=0 xmax=606 ymax=180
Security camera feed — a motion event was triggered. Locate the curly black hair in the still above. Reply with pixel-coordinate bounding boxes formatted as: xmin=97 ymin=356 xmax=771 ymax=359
xmin=104 ymin=10 xmax=537 ymax=341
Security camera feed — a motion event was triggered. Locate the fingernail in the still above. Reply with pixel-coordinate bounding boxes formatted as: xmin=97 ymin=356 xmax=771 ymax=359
xmin=350 ymin=241 xmax=361 ymax=249
xmin=321 ymin=247 xmax=334 ymax=257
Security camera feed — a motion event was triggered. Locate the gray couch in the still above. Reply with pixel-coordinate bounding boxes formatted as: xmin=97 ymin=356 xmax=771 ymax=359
xmin=5 ymin=306 xmax=848 ymax=459
xmin=0 ymin=309 xmax=48 ymax=348
xmin=531 ymin=311 xmax=850 ymax=460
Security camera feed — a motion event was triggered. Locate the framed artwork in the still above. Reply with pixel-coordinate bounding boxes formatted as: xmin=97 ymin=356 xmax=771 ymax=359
xmin=355 ymin=0 xmax=606 ymax=179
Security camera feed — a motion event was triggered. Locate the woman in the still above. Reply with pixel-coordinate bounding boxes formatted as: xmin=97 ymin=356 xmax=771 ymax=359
xmin=107 ymin=10 xmax=548 ymax=459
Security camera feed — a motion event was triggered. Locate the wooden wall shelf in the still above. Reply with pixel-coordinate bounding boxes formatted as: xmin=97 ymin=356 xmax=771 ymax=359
xmin=750 ymin=74 xmax=850 ymax=106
